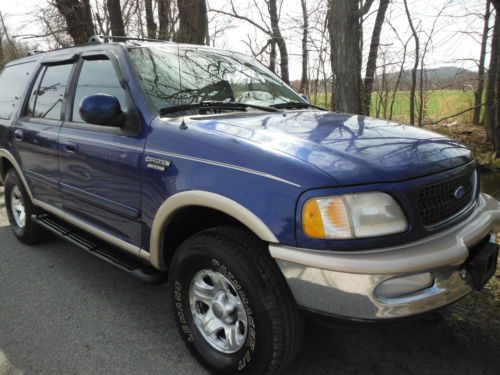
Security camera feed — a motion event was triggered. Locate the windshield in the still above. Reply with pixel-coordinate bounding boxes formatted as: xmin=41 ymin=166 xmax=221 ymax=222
xmin=127 ymin=46 xmax=306 ymax=115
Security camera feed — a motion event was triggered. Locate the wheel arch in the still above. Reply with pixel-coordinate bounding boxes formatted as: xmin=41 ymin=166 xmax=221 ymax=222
xmin=148 ymin=191 xmax=279 ymax=270
xmin=0 ymin=149 xmax=33 ymax=201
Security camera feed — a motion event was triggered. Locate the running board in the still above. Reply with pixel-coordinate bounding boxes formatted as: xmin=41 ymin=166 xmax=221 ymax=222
xmin=33 ymin=213 xmax=166 ymax=284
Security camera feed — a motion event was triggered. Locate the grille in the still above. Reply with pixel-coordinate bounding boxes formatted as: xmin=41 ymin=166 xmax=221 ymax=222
xmin=418 ymin=169 xmax=476 ymax=227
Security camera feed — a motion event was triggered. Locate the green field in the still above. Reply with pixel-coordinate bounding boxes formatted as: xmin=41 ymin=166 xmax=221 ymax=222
xmin=311 ymin=90 xmax=479 ymax=125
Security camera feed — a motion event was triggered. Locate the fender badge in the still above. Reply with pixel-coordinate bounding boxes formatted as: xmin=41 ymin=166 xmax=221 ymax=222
xmin=146 ymin=156 xmax=171 ymax=171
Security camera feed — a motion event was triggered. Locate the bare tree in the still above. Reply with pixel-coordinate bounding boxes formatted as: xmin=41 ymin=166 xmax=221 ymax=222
xmin=299 ymin=0 xmax=309 ymax=93
xmin=403 ymin=0 xmax=419 ymax=125
xmin=158 ymin=0 xmax=172 ymax=40
xmin=107 ymin=0 xmax=126 ymax=37
xmin=473 ymin=0 xmax=492 ymax=125
xmin=177 ymin=0 xmax=208 ymax=44
xmin=328 ymin=0 xmax=374 ymax=113
xmin=485 ymin=0 xmax=500 ymax=155
xmin=417 ymin=1 xmax=450 ymax=127
xmin=210 ymin=0 xmax=290 ymax=83
xmin=145 ymin=0 xmax=157 ymax=38
xmin=54 ymin=0 xmax=95 ymax=44
xmin=362 ymin=0 xmax=390 ymax=116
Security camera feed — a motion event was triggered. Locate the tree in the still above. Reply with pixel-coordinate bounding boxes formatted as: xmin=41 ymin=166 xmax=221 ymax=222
xmin=403 ymin=0 xmax=419 ymax=125
xmin=211 ymin=0 xmax=290 ymax=83
xmin=485 ymin=0 xmax=500 ymax=155
xmin=177 ymin=0 xmax=208 ymax=44
xmin=328 ymin=0 xmax=374 ymax=113
xmin=473 ymin=0 xmax=492 ymax=126
xmin=362 ymin=0 xmax=390 ymax=116
xmin=145 ymin=0 xmax=157 ymax=39
xmin=299 ymin=0 xmax=309 ymax=93
xmin=158 ymin=0 xmax=172 ymax=40
xmin=268 ymin=0 xmax=289 ymax=84
xmin=107 ymin=0 xmax=126 ymax=38
xmin=54 ymin=0 xmax=95 ymax=44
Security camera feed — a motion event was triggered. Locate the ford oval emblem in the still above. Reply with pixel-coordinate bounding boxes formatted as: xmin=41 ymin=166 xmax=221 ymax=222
xmin=454 ymin=186 xmax=466 ymax=199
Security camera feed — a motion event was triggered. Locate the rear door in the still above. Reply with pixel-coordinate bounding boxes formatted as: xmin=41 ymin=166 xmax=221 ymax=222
xmin=58 ymin=52 xmax=145 ymax=247
xmin=11 ymin=59 xmax=76 ymax=206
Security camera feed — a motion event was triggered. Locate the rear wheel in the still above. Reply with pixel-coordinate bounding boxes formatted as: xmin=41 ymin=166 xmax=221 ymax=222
xmin=4 ymin=169 xmax=46 ymax=244
xmin=169 ymin=226 xmax=303 ymax=375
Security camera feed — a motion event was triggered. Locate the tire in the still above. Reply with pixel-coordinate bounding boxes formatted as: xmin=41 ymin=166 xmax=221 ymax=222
xmin=4 ymin=169 xmax=46 ymax=244
xmin=169 ymin=226 xmax=303 ymax=375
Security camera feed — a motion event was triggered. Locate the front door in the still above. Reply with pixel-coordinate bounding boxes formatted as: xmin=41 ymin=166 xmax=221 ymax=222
xmin=59 ymin=54 xmax=144 ymax=247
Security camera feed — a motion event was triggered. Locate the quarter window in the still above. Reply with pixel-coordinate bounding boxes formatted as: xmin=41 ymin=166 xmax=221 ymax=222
xmin=72 ymin=58 xmax=126 ymax=123
xmin=0 ymin=61 xmax=36 ymax=120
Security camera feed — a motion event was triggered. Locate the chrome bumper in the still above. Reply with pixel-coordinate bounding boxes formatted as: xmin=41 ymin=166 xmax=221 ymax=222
xmin=270 ymin=193 xmax=500 ymax=320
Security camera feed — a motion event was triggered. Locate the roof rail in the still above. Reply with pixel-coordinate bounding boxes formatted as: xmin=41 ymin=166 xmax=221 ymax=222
xmin=26 ymin=50 xmax=49 ymax=56
xmin=88 ymin=35 xmax=171 ymax=44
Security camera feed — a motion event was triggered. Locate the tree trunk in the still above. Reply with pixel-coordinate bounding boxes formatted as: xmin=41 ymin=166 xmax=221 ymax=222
xmin=269 ymin=39 xmax=277 ymax=73
xmin=474 ymin=0 xmax=491 ymax=126
xmin=107 ymin=0 xmax=125 ymax=38
xmin=54 ymin=0 xmax=95 ymax=44
xmin=177 ymin=0 xmax=208 ymax=45
xmin=268 ymin=0 xmax=289 ymax=84
xmin=158 ymin=0 xmax=171 ymax=40
xmin=362 ymin=0 xmax=390 ymax=116
xmin=485 ymin=0 xmax=500 ymax=155
xmin=403 ymin=0 xmax=419 ymax=125
xmin=0 ymin=22 xmax=3 ymax=68
xmin=299 ymin=0 xmax=309 ymax=93
xmin=329 ymin=0 xmax=362 ymax=114
xmin=145 ymin=0 xmax=157 ymax=39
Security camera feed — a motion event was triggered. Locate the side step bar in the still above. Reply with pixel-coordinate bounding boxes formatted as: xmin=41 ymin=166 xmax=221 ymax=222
xmin=33 ymin=213 xmax=166 ymax=284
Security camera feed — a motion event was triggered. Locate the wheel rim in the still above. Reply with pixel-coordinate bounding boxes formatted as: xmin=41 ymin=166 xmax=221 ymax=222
xmin=10 ymin=185 xmax=26 ymax=228
xmin=189 ymin=269 xmax=248 ymax=354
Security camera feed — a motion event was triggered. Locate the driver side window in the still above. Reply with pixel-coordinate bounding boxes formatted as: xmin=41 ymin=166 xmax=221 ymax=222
xmin=72 ymin=58 xmax=127 ymax=123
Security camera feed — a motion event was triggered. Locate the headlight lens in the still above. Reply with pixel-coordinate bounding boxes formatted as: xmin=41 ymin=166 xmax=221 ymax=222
xmin=302 ymin=192 xmax=407 ymax=239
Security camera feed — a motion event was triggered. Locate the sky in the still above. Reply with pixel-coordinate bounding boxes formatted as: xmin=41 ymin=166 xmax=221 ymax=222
xmin=0 ymin=0 xmax=490 ymax=80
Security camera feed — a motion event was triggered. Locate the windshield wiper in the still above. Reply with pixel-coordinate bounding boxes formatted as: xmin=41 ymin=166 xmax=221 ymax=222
xmin=160 ymin=100 xmax=278 ymax=116
xmin=270 ymin=101 xmax=327 ymax=110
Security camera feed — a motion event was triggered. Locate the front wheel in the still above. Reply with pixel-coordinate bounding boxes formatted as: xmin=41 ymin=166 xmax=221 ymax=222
xmin=169 ymin=226 xmax=303 ymax=375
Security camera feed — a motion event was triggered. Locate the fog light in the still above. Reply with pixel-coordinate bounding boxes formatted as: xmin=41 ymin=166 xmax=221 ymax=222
xmin=375 ymin=273 xmax=434 ymax=298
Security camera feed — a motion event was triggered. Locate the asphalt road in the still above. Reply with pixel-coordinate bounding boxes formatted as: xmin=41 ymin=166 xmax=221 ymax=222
xmin=1 ymin=187 xmax=499 ymax=375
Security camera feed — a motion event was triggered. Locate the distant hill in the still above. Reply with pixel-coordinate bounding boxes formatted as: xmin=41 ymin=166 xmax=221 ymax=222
xmin=290 ymin=66 xmax=478 ymax=94
xmin=374 ymin=66 xmax=478 ymax=91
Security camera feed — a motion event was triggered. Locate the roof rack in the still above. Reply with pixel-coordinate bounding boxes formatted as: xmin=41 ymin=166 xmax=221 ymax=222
xmin=26 ymin=50 xmax=49 ymax=56
xmin=88 ymin=35 xmax=171 ymax=44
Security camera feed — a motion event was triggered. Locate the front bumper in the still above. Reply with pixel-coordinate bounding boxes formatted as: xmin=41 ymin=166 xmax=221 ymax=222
xmin=270 ymin=193 xmax=500 ymax=320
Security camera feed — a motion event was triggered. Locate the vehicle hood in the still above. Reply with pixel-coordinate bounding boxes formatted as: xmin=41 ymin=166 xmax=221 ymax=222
xmin=190 ymin=111 xmax=474 ymax=185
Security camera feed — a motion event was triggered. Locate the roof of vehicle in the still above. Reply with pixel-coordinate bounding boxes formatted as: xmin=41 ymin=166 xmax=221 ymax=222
xmin=4 ymin=35 xmax=241 ymax=68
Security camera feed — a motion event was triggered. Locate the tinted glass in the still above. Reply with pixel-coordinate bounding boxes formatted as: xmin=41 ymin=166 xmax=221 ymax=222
xmin=72 ymin=59 xmax=126 ymax=123
xmin=32 ymin=64 xmax=73 ymax=120
xmin=0 ymin=61 xmax=36 ymax=120
xmin=128 ymin=47 xmax=305 ymax=115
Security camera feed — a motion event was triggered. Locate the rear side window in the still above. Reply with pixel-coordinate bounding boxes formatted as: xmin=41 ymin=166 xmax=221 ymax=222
xmin=0 ymin=61 xmax=36 ymax=120
xmin=29 ymin=64 xmax=73 ymax=120
xmin=72 ymin=58 xmax=127 ymax=123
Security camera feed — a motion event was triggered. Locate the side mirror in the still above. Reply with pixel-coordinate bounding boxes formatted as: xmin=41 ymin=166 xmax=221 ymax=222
xmin=79 ymin=94 xmax=124 ymax=127
xmin=300 ymin=94 xmax=310 ymax=103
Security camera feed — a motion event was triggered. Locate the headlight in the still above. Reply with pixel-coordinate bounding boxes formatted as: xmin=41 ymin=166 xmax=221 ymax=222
xmin=302 ymin=192 xmax=407 ymax=239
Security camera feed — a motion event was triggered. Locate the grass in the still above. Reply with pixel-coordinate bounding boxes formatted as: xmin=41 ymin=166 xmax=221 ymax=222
xmin=311 ymin=90 xmax=479 ymax=125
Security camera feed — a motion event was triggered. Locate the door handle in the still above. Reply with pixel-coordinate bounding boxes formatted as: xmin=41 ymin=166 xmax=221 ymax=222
xmin=13 ymin=130 xmax=23 ymax=141
xmin=64 ymin=140 xmax=78 ymax=153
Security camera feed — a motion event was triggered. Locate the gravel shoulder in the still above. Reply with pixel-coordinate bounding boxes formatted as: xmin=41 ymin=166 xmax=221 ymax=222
xmin=0 ymin=187 xmax=499 ymax=375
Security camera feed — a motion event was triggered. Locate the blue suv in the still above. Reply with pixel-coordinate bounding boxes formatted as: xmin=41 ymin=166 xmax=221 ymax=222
xmin=0 ymin=36 xmax=499 ymax=375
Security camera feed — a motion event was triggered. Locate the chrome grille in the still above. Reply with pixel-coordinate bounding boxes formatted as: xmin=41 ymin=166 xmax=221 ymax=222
xmin=418 ymin=169 xmax=476 ymax=227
